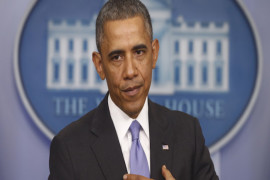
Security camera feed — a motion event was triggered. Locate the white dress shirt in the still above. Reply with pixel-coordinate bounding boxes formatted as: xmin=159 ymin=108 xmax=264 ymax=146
xmin=108 ymin=94 xmax=150 ymax=173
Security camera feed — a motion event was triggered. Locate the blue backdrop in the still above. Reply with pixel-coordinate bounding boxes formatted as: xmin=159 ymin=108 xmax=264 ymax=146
xmin=0 ymin=0 xmax=270 ymax=179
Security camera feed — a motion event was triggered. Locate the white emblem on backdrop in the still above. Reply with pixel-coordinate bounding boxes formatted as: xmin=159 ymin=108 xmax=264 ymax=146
xmin=46 ymin=0 xmax=229 ymax=94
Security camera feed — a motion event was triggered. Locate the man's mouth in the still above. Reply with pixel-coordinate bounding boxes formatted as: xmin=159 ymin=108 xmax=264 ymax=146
xmin=123 ymin=85 xmax=141 ymax=96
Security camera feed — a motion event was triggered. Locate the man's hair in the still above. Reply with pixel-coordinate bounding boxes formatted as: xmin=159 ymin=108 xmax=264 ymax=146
xmin=95 ymin=0 xmax=153 ymax=53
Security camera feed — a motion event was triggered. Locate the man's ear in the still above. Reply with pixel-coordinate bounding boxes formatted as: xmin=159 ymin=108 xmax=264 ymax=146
xmin=151 ymin=39 xmax=159 ymax=69
xmin=92 ymin=51 xmax=105 ymax=80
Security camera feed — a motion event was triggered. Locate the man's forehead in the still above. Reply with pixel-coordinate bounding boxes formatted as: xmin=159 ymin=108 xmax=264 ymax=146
xmin=101 ymin=16 xmax=151 ymax=51
xmin=103 ymin=16 xmax=145 ymax=34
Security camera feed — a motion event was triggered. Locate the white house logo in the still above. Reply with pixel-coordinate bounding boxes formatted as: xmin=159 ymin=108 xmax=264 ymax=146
xmin=14 ymin=0 xmax=261 ymax=153
xmin=47 ymin=16 xmax=229 ymax=93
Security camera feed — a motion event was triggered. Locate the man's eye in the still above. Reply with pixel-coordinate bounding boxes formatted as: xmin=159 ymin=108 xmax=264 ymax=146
xmin=111 ymin=55 xmax=121 ymax=61
xmin=135 ymin=50 xmax=144 ymax=55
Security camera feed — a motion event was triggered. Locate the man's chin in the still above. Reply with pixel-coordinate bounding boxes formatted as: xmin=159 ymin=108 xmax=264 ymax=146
xmin=123 ymin=101 xmax=145 ymax=119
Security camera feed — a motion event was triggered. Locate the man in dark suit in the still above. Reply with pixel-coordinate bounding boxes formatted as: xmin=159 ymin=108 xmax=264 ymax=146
xmin=48 ymin=0 xmax=218 ymax=179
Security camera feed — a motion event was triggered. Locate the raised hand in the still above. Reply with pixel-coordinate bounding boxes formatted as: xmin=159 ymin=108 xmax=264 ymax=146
xmin=161 ymin=165 xmax=175 ymax=180
xmin=123 ymin=165 xmax=175 ymax=180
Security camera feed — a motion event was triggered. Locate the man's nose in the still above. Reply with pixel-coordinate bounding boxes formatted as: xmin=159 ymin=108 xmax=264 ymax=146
xmin=123 ymin=55 xmax=138 ymax=79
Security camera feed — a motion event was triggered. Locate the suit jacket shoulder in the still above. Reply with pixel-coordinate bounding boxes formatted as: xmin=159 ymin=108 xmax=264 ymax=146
xmin=49 ymin=95 xmax=127 ymax=180
xmin=54 ymin=107 xmax=97 ymax=142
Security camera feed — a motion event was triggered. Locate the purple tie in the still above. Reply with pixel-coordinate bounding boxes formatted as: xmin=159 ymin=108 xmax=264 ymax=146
xmin=129 ymin=120 xmax=150 ymax=178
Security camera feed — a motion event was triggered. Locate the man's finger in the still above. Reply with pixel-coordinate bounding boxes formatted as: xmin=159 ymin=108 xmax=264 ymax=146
xmin=161 ymin=165 xmax=175 ymax=180
xmin=123 ymin=174 xmax=153 ymax=180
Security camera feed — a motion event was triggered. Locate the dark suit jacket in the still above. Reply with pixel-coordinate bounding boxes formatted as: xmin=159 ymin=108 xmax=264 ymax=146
xmin=49 ymin=95 xmax=218 ymax=180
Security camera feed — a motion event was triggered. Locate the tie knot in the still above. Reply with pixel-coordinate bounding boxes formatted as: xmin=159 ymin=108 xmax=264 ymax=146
xmin=129 ymin=120 xmax=141 ymax=141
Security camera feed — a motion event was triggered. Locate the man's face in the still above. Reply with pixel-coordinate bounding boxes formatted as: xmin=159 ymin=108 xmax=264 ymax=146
xmin=93 ymin=16 xmax=159 ymax=118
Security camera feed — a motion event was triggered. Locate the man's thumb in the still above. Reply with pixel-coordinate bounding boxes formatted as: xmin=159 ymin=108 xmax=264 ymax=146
xmin=161 ymin=165 xmax=175 ymax=180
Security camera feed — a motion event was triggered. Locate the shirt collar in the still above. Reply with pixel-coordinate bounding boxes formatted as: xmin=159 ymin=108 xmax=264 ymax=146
xmin=108 ymin=94 xmax=149 ymax=140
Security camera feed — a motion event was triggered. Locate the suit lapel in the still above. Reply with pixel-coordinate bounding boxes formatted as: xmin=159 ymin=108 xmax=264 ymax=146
xmin=88 ymin=95 xmax=127 ymax=180
xmin=148 ymin=100 xmax=174 ymax=180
